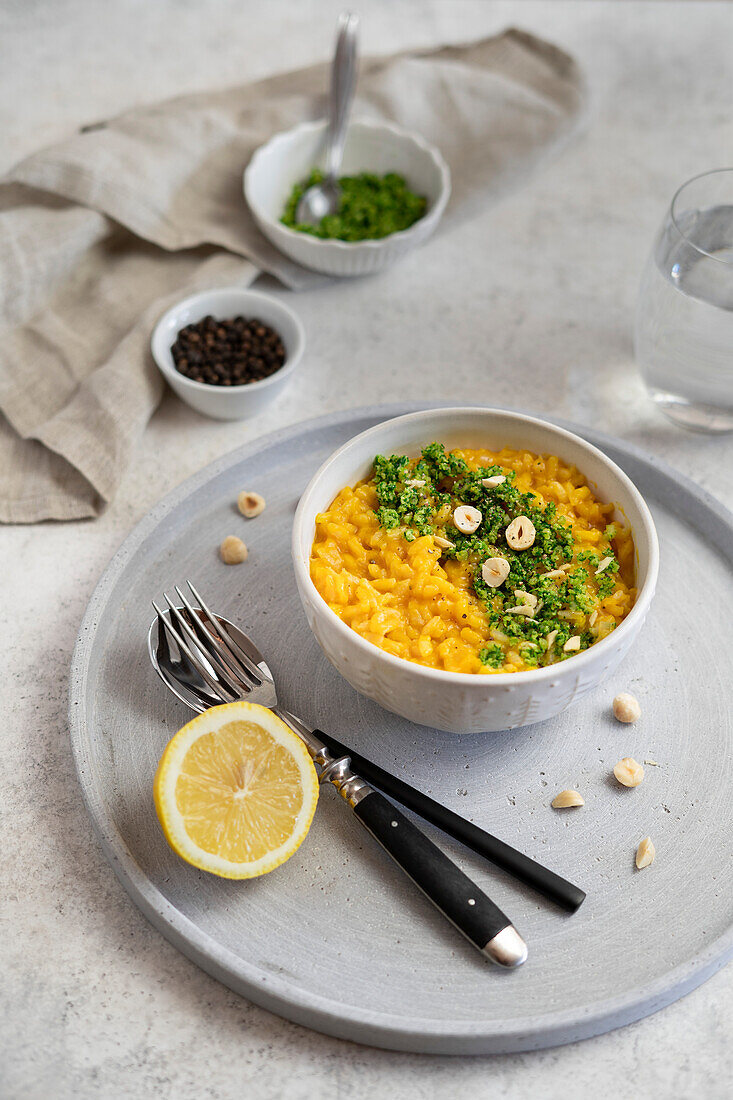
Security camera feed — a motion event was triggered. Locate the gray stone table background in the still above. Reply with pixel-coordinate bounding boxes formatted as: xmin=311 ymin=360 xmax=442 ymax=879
xmin=2 ymin=1 xmax=732 ymax=1097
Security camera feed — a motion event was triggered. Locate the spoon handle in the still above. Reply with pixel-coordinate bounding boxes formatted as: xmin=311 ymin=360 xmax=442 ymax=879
xmin=325 ymin=12 xmax=359 ymax=180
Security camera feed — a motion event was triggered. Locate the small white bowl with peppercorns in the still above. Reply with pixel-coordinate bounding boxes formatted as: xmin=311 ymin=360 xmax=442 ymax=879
xmin=151 ymin=287 xmax=305 ymax=420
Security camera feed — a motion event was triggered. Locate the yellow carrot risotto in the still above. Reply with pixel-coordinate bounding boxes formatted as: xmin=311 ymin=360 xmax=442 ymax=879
xmin=310 ymin=443 xmax=636 ymax=674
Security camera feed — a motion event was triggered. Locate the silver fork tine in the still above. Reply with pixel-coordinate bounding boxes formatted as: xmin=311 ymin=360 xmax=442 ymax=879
xmin=160 ymin=594 xmax=242 ymax=695
xmin=186 ymin=580 xmax=265 ymax=685
xmin=173 ymin=584 xmax=257 ymax=693
xmin=171 ymin=589 xmax=259 ymax=690
xmin=152 ymin=601 xmax=241 ymax=703
xmin=161 ymin=593 xmax=245 ymax=700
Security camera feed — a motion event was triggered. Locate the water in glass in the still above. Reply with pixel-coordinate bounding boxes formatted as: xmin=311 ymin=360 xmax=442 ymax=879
xmin=636 ymin=173 xmax=733 ymax=433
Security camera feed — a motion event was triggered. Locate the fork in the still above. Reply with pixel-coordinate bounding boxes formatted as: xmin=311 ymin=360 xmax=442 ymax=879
xmin=150 ymin=581 xmax=528 ymax=968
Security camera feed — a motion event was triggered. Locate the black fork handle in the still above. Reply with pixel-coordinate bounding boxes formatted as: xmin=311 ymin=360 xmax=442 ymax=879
xmin=315 ymin=730 xmax=585 ymax=913
xmin=352 ymin=790 xmax=527 ymax=967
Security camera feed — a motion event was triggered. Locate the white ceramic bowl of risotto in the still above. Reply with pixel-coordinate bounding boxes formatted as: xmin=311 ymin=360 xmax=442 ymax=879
xmin=244 ymin=120 xmax=450 ymax=277
xmin=292 ymin=408 xmax=659 ymax=734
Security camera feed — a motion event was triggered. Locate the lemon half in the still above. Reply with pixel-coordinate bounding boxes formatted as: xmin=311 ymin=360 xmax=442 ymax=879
xmin=154 ymin=701 xmax=319 ymax=879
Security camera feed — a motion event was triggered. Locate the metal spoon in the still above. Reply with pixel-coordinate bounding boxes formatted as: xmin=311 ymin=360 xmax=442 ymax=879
xmin=295 ymin=12 xmax=359 ymax=227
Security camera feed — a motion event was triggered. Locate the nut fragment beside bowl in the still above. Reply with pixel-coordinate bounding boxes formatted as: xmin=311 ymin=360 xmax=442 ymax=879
xmin=614 ymin=757 xmax=644 ymax=787
xmin=552 ymin=789 xmax=585 ymax=809
xmin=238 ymin=491 xmax=266 ymax=518
xmin=613 ymin=692 xmax=641 ymax=723
xmin=636 ymin=837 xmax=656 ymax=868
xmin=220 ymin=536 xmax=248 ymax=564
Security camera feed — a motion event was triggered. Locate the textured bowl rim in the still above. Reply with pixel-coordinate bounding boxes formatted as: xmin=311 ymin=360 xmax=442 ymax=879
xmin=293 ymin=406 xmax=660 ymax=687
xmin=243 ymin=119 xmax=452 ymax=253
xmin=150 ymin=286 xmax=305 ymax=396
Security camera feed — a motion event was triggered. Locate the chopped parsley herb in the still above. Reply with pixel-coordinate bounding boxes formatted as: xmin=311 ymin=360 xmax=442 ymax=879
xmin=281 ymin=170 xmax=427 ymax=241
xmin=370 ymin=442 xmax=631 ymax=670
xmin=479 ymin=644 xmax=504 ymax=668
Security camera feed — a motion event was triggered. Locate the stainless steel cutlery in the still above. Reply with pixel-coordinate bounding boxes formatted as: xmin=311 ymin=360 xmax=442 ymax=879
xmin=149 ymin=581 xmax=528 ymax=968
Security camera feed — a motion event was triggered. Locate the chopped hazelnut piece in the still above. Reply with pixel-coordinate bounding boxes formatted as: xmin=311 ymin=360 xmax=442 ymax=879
xmin=613 ymin=692 xmax=641 ymax=723
xmin=220 ymin=535 xmax=248 ymax=564
xmin=635 ymin=837 xmax=656 ymax=869
xmin=552 ymin=789 xmax=584 ymax=808
xmin=481 ymin=474 xmax=506 ymax=489
xmin=595 ymin=555 xmax=614 ymax=575
xmin=546 ymin=629 xmax=558 ymax=651
xmin=563 ymin=635 xmax=581 ymax=653
xmin=433 ymin=535 xmax=455 ymax=550
xmin=613 ymin=757 xmax=644 ymax=787
xmin=238 ymin=490 xmax=265 ymax=518
xmin=405 ymin=478 xmax=426 ymax=488
xmin=505 ymin=515 xmax=536 ymax=550
xmin=514 ymin=589 xmax=538 ymax=610
xmin=453 ymin=505 xmax=482 ymax=534
xmin=481 ymin=557 xmax=510 ymax=588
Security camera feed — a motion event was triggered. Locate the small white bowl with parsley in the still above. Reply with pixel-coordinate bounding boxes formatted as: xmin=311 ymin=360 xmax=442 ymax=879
xmin=244 ymin=120 xmax=450 ymax=276
xmin=293 ymin=407 xmax=659 ymax=735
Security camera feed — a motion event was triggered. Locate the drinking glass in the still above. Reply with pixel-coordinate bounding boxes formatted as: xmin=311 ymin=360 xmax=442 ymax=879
xmin=635 ymin=168 xmax=733 ymax=432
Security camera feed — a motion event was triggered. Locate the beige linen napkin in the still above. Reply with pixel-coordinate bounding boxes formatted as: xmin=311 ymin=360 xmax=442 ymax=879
xmin=0 ymin=29 xmax=585 ymax=523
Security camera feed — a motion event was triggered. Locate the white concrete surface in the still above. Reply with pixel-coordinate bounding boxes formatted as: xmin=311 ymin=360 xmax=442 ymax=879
xmin=2 ymin=1 xmax=732 ymax=1097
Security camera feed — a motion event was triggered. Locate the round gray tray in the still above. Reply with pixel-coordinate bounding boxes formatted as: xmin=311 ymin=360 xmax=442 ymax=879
xmin=69 ymin=403 xmax=733 ymax=1055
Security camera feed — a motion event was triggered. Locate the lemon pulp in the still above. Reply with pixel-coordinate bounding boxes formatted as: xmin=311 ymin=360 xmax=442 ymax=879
xmin=154 ymin=702 xmax=319 ymax=879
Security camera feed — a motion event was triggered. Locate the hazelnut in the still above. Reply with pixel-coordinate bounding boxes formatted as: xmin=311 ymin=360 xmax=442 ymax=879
xmin=551 ymin=789 xmax=585 ymax=808
xmin=613 ymin=757 xmax=644 ymax=787
xmin=481 ymin=557 xmax=510 ymax=588
xmin=481 ymin=474 xmax=506 ymax=489
xmin=434 ymin=535 xmax=455 ymax=550
xmin=514 ymin=589 xmax=538 ymax=610
xmin=220 ymin=535 xmax=248 ymax=564
xmin=238 ymin=491 xmax=265 ymax=518
xmin=505 ymin=515 xmax=536 ymax=550
xmin=563 ymin=635 xmax=581 ymax=653
xmin=635 ymin=836 xmax=656 ymax=869
xmin=613 ymin=692 xmax=641 ymax=723
xmin=453 ymin=505 xmax=482 ymax=534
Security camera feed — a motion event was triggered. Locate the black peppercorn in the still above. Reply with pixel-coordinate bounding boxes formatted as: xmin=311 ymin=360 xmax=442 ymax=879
xmin=171 ymin=315 xmax=287 ymax=387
